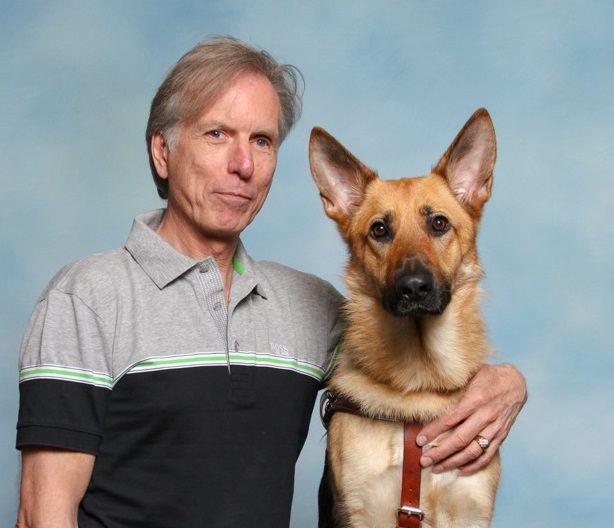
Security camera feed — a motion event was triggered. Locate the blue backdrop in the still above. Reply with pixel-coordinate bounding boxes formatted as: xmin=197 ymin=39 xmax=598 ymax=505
xmin=2 ymin=1 xmax=613 ymax=525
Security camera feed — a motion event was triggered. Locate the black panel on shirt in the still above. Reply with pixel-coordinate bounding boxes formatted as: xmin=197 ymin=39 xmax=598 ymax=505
xmin=77 ymin=365 xmax=320 ymax=528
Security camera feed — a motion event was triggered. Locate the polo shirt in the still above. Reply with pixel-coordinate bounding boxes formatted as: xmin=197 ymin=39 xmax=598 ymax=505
xmin=17 ymin=209 xmax=344 ymax=528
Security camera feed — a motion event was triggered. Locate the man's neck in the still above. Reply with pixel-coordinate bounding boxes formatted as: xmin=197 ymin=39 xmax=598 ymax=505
xmin=156 ymin=212 xmax=238 ymax=304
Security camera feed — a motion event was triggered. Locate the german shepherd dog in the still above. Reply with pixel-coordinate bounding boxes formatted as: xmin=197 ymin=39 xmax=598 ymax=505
xmin=310 ymin=109 xmax=501 ymax=527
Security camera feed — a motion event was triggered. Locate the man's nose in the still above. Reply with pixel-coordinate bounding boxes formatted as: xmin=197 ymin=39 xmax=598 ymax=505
xmin=228 ymin=140 xmax=255 ymax=180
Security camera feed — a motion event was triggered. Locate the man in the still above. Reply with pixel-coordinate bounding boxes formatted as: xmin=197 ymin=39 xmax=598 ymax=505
xmin=16 ymin=36 xmax=526 ymax=527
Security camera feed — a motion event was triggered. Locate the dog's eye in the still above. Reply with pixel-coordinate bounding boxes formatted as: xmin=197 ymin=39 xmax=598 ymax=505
xmin=430 ymin=215 xmax=450 ymax=235
xmin=370 ymin=221 xmax=389 ymax=240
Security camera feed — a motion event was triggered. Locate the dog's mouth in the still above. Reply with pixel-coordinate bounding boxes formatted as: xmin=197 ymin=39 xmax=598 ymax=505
xmin=382 ymin=289 xmax=451 ymax=317
xmin=381 ymin=261 xmax=452 ymax=317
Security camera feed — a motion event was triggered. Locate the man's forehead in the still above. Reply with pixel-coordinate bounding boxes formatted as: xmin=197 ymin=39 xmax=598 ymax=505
xmin=189 ymin=73 xmax=280 ymax=133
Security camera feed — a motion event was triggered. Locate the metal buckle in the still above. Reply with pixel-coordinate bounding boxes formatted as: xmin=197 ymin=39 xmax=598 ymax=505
xmin=397 ymin=505 xmax=425 ymax=522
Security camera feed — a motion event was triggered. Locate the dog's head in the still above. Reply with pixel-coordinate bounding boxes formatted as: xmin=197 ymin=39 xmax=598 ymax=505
xmin=309 ymin=108 xmax=496 ymax=318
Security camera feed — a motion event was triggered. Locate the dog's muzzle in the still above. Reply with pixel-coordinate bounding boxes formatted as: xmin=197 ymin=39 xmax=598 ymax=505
xmin=382 ymin=260 xmax=451 ymax=317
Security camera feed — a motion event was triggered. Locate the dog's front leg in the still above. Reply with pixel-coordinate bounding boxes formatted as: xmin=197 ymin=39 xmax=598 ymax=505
xmin=318 ymin=451 xmax=341 ymax=528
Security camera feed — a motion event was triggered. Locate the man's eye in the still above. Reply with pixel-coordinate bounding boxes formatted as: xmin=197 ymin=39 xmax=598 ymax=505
xmin=207 ymin=130 xmax=222 ymax=139
xmin=255 ymin=138 xmax=270 ymax=148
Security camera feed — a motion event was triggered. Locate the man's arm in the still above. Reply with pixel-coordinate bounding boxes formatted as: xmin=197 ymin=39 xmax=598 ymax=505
xmin=16 ymin=447 xmax=95 ymax=528
xmin=417 ymin=363 xmax=527 ymax=475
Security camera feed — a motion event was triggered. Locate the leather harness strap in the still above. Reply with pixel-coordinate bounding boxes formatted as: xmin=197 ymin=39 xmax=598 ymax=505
xmin=320 ymin=391 xmax=425 ymax=527
xmin=320 ymin=391 xmax=367 ymax=427
xmin=397 ymin=422 xmax=424 ymax=528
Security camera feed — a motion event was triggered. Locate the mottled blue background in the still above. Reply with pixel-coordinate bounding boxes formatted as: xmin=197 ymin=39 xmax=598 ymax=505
xmin=2 ymin=1 xmax=613 ymax=525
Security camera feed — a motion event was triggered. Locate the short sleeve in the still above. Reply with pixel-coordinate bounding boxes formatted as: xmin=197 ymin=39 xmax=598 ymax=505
xmin=17 ymin=288 xmax=113 ymax=454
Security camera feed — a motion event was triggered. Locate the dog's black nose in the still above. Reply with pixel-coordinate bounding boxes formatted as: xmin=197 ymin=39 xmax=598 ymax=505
xmin=382 ymin=260 xmax=450 ymax=317
xmin=396 ymin=265 xmax=433 ymax=302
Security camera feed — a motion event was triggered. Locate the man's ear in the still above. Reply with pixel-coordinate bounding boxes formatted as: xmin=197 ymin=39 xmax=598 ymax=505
xmin=150 ymin=132 xmax=170 ymax=180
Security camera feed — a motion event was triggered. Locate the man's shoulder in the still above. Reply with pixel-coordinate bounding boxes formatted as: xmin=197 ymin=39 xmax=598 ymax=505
xmin=254 ymin=260 xmax=343 ymax=301
xmin=42 ymin=247 xmax=131 ymax=299
xmin=255 ymin=259 xmax=328 ymax=284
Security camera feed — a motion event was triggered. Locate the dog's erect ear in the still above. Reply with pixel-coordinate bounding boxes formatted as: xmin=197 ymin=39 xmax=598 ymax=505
xmin=309 ymin=127 xmax=377 ymax=224
xmin=433 ymin=108 xmax=496 ymax=216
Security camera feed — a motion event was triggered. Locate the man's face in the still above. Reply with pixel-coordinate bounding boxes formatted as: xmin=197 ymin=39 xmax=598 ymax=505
xmin=152 ymin=72 xmax=280 ymax=251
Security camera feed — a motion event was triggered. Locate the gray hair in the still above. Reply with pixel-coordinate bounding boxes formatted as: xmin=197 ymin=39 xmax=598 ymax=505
xmin=146 ymin=36 xmax=304 ymax=199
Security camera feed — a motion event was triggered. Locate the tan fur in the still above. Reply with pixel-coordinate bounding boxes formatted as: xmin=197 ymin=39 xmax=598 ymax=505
xmin=310 ymin=109 xmax=501 ymax=527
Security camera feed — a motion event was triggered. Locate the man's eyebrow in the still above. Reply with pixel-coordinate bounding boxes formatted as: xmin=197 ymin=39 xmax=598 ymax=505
xmin=195 ymin=119 xmax=229 ymax=132
xmin=192 ymin=120 xmax=279 ymax=144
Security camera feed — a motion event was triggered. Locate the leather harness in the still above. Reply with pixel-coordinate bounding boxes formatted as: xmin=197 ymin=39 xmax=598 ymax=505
xmin=320 ymin=391 xmax=425 ymax=528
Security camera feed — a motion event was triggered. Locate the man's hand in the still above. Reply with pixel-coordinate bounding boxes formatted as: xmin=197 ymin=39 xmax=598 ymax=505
xmin=417 ymin=363 xmax=527 ymax=475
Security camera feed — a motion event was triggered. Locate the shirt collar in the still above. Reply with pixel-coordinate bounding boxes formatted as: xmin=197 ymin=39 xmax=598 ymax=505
xmin=232 ymin=239 xmax=268 ymax=301
xmin=124 ymin=209 xmax=196 ymax=288
xmin=125 ymin=209 xmax=267 ymax=299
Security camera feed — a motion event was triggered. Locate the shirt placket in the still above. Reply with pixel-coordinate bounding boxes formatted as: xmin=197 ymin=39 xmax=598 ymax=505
xmin=196 ymin=258 xmax=231 ymax=371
